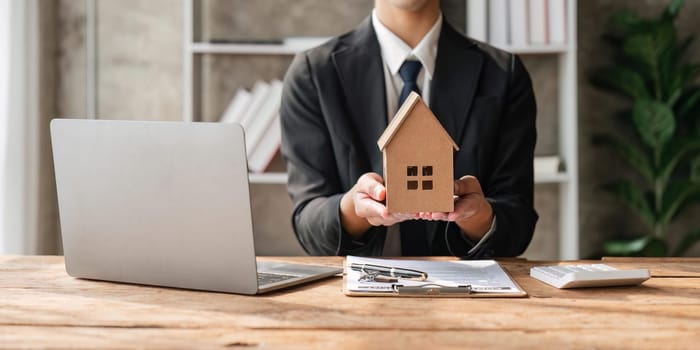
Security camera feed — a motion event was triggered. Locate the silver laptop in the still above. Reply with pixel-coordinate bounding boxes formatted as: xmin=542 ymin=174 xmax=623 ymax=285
xmin=50 ymin=119 xmax=340 ymax=295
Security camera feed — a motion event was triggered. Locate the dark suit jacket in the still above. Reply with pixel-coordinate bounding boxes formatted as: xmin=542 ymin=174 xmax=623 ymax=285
xmin=280 ymin=16 xmax=538 ymax=258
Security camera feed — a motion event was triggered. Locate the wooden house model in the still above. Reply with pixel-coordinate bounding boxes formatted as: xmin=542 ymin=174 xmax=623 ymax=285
xmin=377 ymin=92 xmax=460 ymax=213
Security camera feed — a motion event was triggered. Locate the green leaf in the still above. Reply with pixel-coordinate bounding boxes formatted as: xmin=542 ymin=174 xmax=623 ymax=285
xmin=592 ymin=134 xmax=654 ymax=183
xmin=675 ymin=86 xmax=700 ymax=119
xmin=665 ymin=0 xmax=684 ymax=19
xmin=691 ymin=155 xmax=700 ymax=182
xmin=602 ymin=180 xmax=656 ymax=227
xmin=659 ymin=180 xmax=700 ymax=225
xmin=632 ymin=99 xmax=676 ymax=149
xmin=658 ymin=138 xmax=700 ymax=183
xmin=604 ymin=236 xmax=667 ymax=257
xmin=623 ymin=35 xmax=658 ymax=73
xmin=653 ymin=21 xmax=676 ymax=52
xmin=641 ymin=237 xmax=668 ymax=256
xmin=590 ymin=66 xmax=650 ymax=100
xmin=673 ymin=227 xmax=700 ymax=256
xmin=610 ymin=10 xmax=652 ymax=36
xmin=604 ymin=236 xmax=651 ymax=256
xmin=662 ymin=64 xmax=698 ymax=106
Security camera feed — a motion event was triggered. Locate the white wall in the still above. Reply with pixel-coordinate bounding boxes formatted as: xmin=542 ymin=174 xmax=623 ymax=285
xmin=1 ymin=0 xmax=40 ymax=254
xmin=0 ymin=0 xmax=11 ymax=253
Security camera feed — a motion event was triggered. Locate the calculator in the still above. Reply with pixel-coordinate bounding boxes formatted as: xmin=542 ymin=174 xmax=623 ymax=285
xmin=530 ymin=264 xmax=650 ymax=289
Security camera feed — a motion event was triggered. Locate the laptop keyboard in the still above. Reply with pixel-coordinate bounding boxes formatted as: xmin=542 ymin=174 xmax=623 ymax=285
xmin=257 ymin=272 xmax=298 ymax=285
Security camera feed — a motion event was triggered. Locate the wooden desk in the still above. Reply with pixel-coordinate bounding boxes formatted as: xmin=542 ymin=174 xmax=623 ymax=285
xmin=1 ymin=256 xmax=699 ymax=349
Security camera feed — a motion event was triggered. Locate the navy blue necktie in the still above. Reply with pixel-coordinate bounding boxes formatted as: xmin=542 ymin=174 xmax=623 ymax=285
xmin=397 ymin=60 xmax=429 ymax=255
xmin=398 ymin=60 xmax=422 ymax=107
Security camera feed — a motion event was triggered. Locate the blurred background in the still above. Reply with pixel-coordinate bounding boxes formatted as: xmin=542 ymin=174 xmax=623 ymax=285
xmin=1 ymin=0 xmax=699 ymax=260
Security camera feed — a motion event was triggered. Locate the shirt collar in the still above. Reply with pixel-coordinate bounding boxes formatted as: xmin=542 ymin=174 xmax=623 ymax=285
xmin=371 ymin=10 xmax=442 ymax=80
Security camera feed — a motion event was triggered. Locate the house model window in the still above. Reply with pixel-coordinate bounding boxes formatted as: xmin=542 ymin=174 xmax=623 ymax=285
xmin=407 ymin=165 xmax=434 ymax=191
xmin=377 ymin=92 xmax=460 ymax=213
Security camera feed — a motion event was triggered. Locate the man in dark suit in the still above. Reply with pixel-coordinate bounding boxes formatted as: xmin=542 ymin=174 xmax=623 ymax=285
xmin=280 ymin=0 xmax=538 ymax=258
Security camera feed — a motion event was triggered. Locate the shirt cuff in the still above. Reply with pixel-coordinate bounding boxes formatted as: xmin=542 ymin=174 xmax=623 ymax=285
xmin=466 ymin=215 xmax=497 ymax=255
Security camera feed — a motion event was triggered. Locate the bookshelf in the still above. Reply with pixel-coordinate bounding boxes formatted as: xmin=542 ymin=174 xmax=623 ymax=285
xmin=483 ymin=0 xmax=579 ymax=260
xmin=190 ymin=38 xmax=330 ymax=55
xmin=182 ymin=0 xmax=579 ymax=259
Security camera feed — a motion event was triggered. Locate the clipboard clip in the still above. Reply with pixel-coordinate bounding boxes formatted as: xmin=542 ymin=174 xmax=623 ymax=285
xmin=392 ymin=284 xmax=472 ymax=296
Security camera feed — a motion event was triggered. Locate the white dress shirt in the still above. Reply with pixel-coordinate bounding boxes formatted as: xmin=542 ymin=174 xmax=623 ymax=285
xmin=371 ymin=11 xmax=496 ymax=256
xmin=372 ymin=10 xmax=441 ymax=117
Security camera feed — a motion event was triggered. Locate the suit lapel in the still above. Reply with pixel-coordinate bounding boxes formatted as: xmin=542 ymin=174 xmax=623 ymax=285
xmin=430 ymin=24 xmax=484 ymax=150
xmin=332 ymin=17 xmax=388 ymax=175
xmin=427 ymin=24 xmax=484 ymax=248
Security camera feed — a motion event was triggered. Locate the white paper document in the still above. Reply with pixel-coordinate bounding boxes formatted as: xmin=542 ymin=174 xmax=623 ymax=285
xmin=344 ymin=256 xmax=525 ymax=296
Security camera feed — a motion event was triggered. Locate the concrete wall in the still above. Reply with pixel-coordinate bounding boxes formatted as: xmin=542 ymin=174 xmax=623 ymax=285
xmin=36 ymin=0 xmax=60 ymax=253
xmin=45 ymin=0 xmax=700 ymax=258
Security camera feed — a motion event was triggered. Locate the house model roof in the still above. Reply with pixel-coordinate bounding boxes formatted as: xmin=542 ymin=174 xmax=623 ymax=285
xmin=377 ymin=92 xmax=460 ymax=151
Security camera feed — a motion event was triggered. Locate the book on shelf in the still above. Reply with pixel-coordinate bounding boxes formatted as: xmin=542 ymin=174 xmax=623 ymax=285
xmin=548 ymin=0 xmax=567 ymax=44
xmin=245 ymin=79 xmax=283 ymax=158
xmin=219 ymin=88 xmax=251 ymax=124
xmin=488 ymin=0 xmax=510 ymax=47
xmin=529 ymin=0 xmax=549 ymax=45
xmin=219 ymin=79 xmax=284 ymax=173
xmin=509 ymin=0 xmax=529 ymax=48
xmin=248 ymin=114 xmax=281 ymax=174
xmin=534 ymin=156 xmax=562 ymax=175
xmin=469 ymin=0 xmax=568 ymax=50
xmin=237 ymin=80 xmax=271 ymax=140
xmin=466 ymin=0 xmax=488 ymax=42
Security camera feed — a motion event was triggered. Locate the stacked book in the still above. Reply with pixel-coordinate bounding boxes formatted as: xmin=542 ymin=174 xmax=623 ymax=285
xmin=534 ymin=155 xmax=562 ymax=176
xmin=219 ymin=79 xmax=283 ymax=173
xmin=467 ymin=0 xmax=568 ymax=48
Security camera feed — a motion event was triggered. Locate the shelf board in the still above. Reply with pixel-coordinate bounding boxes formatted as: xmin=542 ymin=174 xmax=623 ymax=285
xmin=534 ymin=171 xmax=570 ymax=184
xmin=190 ymin=37 xmax=330 ymax=55
xmin=191 ymin=41 xmax=570 ymax=56
xmin=249 ymin=172 xmax=288 ymax=184
xmin=250 ymin=171 xmax=569 ymax=185
xmin=494 ymin=44 xmax=571 ymax=55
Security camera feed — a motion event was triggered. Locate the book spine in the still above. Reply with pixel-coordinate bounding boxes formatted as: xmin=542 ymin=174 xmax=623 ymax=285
xmin=548 ymin=0 xmax=567 ymax=44
xmin=489 ymin=0 xmax=510 ymax=48
xmin=510 ymin=0 xmax=529 ymax=48
xmin=246 ymin=80 xmax=283 ymax=158
xmin=529 ymin=0 xmax=548 ymax=45
xmin=248 ymin=114 xmax=281 ymax=173
xmin=467 ymin=0 xmax=488 ymax=42
xmin=219 ymin=88 xmax=251 ymax=124
xmin=238 ymin=80 xmax=270 ymax=137
xmin=534 ymin=155 xmax=561 ymax=174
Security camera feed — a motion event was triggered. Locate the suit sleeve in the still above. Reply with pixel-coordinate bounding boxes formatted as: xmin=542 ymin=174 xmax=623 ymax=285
xmin=280 ymin=53 xmax=383 ymax=256
xmin=445 ymin=54 xmax=538 ymax=258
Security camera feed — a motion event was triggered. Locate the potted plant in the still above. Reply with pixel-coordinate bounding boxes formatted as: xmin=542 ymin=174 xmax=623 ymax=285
xmin=591 ymin=0 xmax=700 ymax=256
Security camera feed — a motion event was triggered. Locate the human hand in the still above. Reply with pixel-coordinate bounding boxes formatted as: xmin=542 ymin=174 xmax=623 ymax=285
xmin=340 ymin=172 xmax=415 ymax=237
xmin=415 ymin=176 xmax=493 ymax=240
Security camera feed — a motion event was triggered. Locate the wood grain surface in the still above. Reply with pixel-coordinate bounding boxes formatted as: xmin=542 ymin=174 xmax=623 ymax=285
xmin=1 ymin=256 xmax=698 ymax=349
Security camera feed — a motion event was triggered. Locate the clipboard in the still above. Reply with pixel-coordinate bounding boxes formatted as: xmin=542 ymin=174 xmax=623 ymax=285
xmin=343 ymin=256 xmax=527 ymax=298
